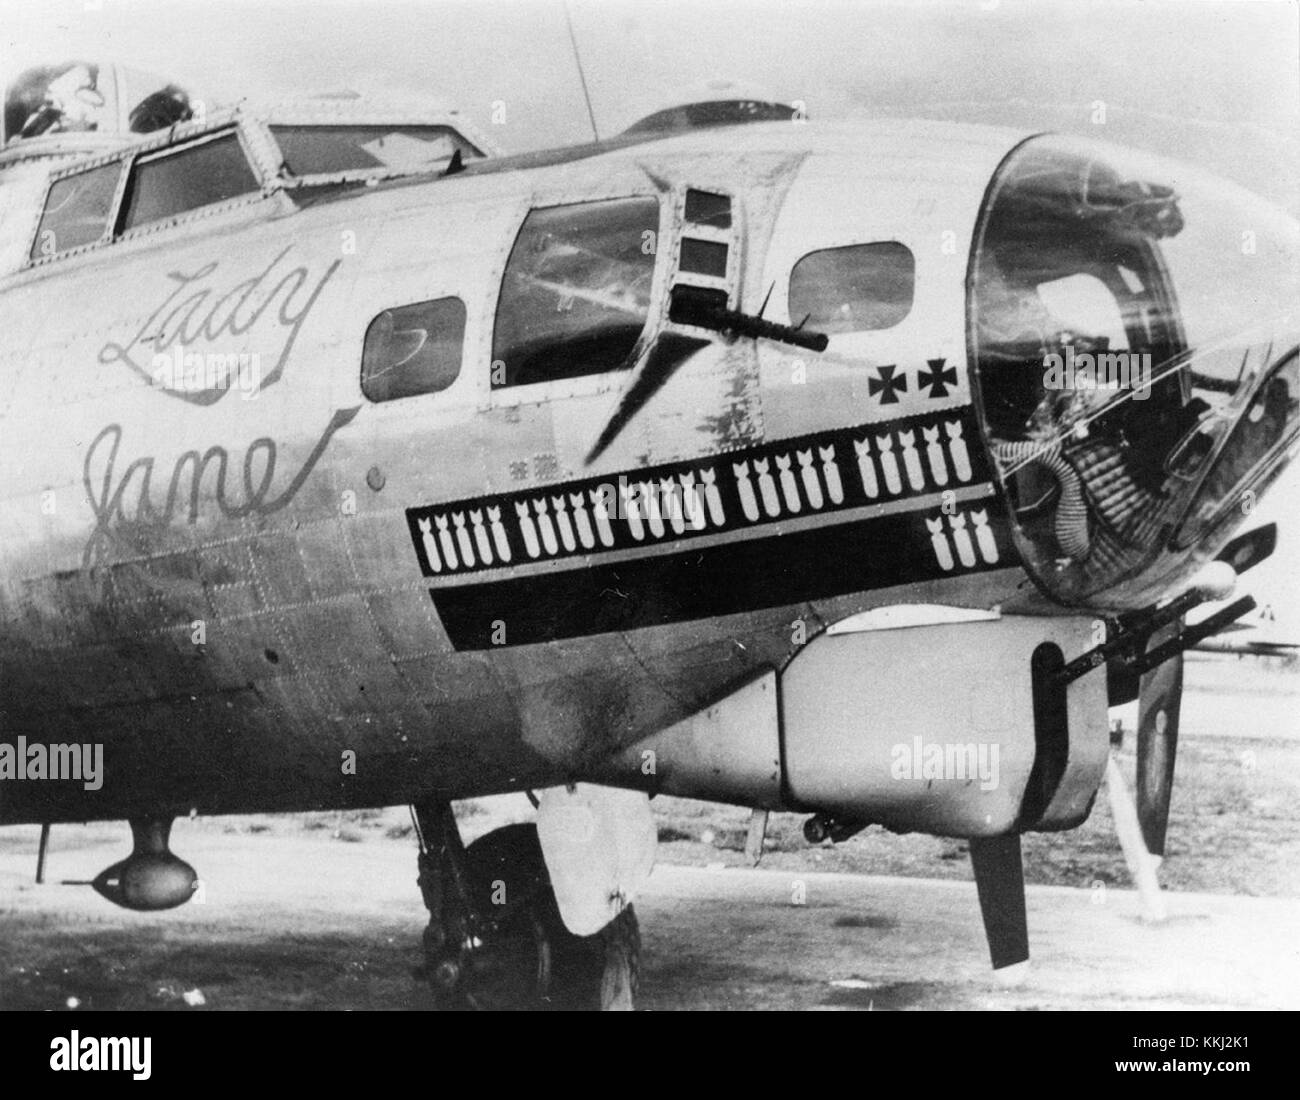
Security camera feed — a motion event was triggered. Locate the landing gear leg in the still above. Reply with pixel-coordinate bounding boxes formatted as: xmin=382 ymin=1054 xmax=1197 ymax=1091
xmin=412 ymin=800 xmax=640 ymax=1011
xmin=413 ymin=801 xmax=476 ymax=1004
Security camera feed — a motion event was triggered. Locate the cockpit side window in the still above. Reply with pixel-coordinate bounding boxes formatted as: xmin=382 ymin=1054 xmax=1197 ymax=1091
xmin=29 ymin=161 xmax=121 ymax=260
xmin=491 ymin=197 xmax=659 ymax=387
xmin=788 ymin=242 xmax=915 ymax=333
xmin=272 ymin=125 xmax=482 ymax=176
xmin=120 ymin=131 xmax=259 ymax=232
xmin=361 ymin=298 xmax=466 ymax=402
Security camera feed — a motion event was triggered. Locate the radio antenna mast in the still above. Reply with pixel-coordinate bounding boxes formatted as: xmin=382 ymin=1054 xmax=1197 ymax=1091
xmin=563 ymin=2 xmax=601 ymax=142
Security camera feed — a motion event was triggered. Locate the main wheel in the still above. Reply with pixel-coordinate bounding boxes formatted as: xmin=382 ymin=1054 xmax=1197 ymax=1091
xmin=439 ymin=823 xmax=639 ymax=1011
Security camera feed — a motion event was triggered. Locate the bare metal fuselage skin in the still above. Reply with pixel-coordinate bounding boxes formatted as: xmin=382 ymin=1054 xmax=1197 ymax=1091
xmin=0 ymin=117 xmax=1293 ymax=826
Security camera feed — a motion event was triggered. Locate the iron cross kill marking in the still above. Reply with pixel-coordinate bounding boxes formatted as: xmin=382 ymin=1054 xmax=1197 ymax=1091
xmin=868 ymin=364 xmax=907 ymax=404
xmin=918 ymin=358 xmax=958 ymax=398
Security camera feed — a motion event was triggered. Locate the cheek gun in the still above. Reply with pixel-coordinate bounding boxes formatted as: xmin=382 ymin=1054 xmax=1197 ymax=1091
xmin=1051 ymin=567 xmax=1252 ymax=691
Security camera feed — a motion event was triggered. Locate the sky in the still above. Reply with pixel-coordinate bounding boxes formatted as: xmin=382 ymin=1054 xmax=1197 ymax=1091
xmin=1 ymin=0 xmax=1298 ymax=620
xmin=2 ymin=0 xmax=1297 ymax=205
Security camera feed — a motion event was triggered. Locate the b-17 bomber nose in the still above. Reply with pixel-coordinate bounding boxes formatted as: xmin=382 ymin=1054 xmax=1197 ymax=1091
xmin=967 ymin=133 xmax=1300 ymax=609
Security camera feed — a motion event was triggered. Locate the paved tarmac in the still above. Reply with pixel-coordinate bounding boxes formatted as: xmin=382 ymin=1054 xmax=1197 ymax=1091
xmin=1 ymin=827 xmax=1295 ymax=1010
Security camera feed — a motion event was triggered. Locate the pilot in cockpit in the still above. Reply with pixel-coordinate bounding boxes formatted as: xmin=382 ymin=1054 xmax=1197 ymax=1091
xmin=16 ymin=64 xmax=107 ymax=139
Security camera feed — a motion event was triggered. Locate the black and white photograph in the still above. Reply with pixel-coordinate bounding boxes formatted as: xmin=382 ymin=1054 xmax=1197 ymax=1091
xmin=0 ymin=0 xmax=1296 ymax=1048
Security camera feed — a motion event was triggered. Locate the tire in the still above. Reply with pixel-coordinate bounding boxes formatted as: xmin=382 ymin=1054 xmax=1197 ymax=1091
xmin=546 ymin=903 xmax=639 ymax=1011
xmin=453 ymin=823 xmax=640 ymax=1011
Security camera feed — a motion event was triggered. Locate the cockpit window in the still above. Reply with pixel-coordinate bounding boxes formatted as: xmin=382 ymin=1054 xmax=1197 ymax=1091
xmin=361 ymin=298 xmax=466 ymax=402
xmin=30 ymin=161 xmax=120 ymax=259
xmin=5 ymin=61 xmax=106 ymax=140
xmin=492 ymin=197 xmax=660 ymax=387
xmin=788 ymin=242 xmax=915 ymax=333
xmin=121 ymin=132 xmax=259 ymax=231
xmin=4 ymin=61 xmax=194 ymax=142
xmin=970 ymin=134 xmax=1300 ymax=603
xmin=272 ymin=125 xmax=482 ymax=176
